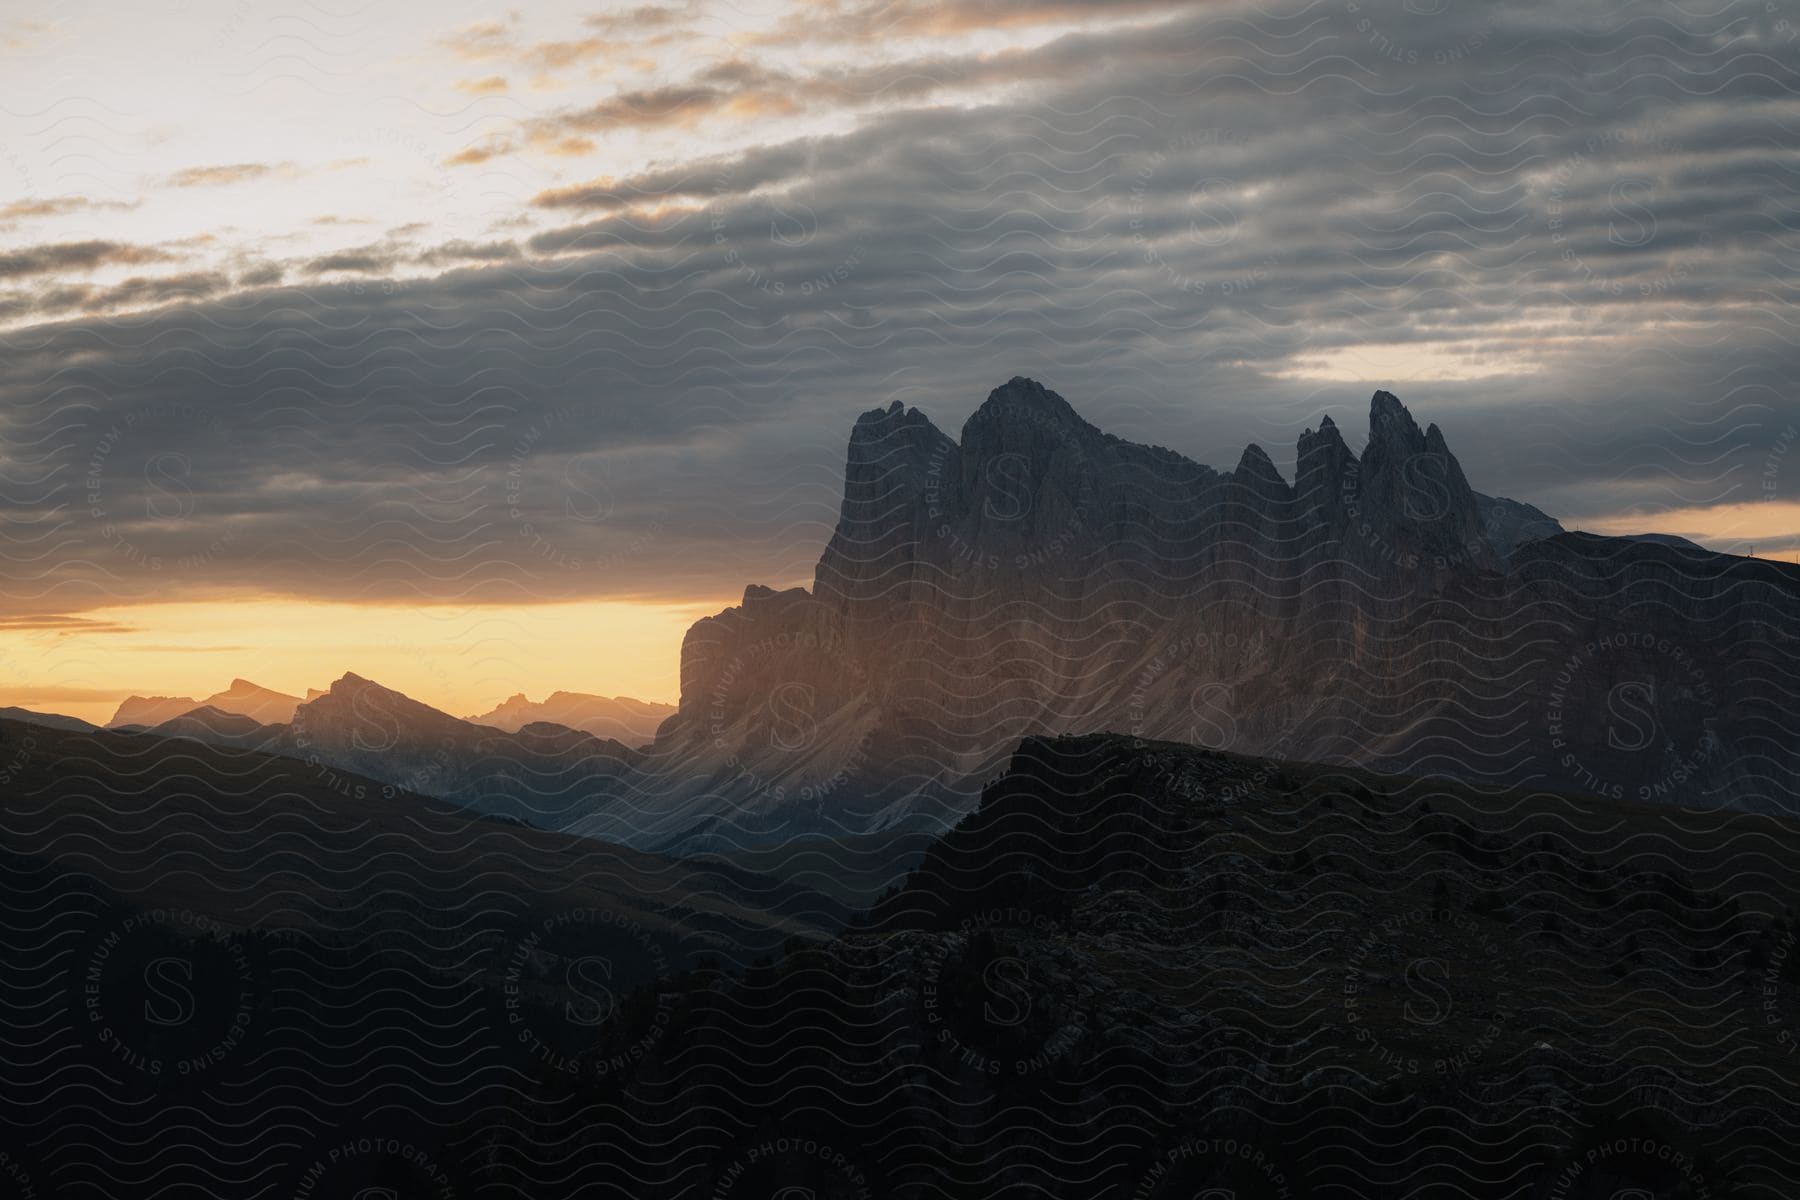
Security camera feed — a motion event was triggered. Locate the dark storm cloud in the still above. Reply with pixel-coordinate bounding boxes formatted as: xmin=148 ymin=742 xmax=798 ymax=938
xmin=2 ymin=0 xmax=1799 ymax=618
xmin=506 ymin=16 xmax=1200 ymax=164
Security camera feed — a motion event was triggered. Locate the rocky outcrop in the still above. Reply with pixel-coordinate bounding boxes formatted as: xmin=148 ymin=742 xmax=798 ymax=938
xmin=565 ymin=585 xmax=886 ymax=849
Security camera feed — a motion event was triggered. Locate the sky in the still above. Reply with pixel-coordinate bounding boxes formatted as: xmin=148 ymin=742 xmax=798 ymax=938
xmin=1 ymin=0 xmax=1798 ymax=722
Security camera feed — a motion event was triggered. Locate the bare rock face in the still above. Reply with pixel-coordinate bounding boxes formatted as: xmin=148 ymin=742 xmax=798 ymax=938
xmin=566 ymin=377 xmax=1798 ymax=853
xmin=571 ymin=585 xmax=885 ymax=850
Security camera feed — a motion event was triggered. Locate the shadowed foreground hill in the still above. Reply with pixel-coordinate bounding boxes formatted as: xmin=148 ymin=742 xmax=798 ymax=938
xmin=472 ymin=734 xmax=1800 ymax=1198
xmin=0 ymin=717 xmax=840 ymax=1198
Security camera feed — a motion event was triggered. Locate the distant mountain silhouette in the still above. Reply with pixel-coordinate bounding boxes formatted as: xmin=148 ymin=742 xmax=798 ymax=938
xmin=0 ymin=706 xmax=95 ymax=732
xmin=107 ymin=672 xmax=648 ymax=829
xmin=146 ymin=704 xmax=281 ymax=749
xmin=270 ymin=672 xmax=643 ymax=826
xmin=107 ymin=678 xmax=303 ymax=728
xmin=466 ymin=691 xmax=674 ymax=746
xmin=1623 ymin=531 xmax=1713 ymax=553
xmin=562 ymin=377 xmax=1800 ymax=854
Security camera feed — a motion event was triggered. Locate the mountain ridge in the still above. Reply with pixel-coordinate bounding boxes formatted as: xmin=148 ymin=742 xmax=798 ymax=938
xmin=563 ymin=376 xmax=1798 ymax=853
xmin=464 ymin=690 xmax=674 ymax=745
xmin=91 ymin=378 xmax=1798 ymax=852
xmin=107 ymin=678 xmax=305 ymax=728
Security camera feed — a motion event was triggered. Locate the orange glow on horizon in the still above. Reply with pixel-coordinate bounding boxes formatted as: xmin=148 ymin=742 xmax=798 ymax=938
xmin=1573 ymin=500 xmax=1800 ymax=559
xmin=0 ymin=595 xmax=729 ymax=726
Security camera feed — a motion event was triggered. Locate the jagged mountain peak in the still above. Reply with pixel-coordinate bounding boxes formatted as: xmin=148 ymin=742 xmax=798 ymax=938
xmin=317 ymin=671 xmax=429 ymax=711
xmin=1369 ymin=387 xmax=1416 ymax=428
xmin=1230 ymin=442 xmax=1291 ymax=506
xmin=1233 ymin=441 xmax=1279 ymax=478
xmin=848 ymin=395 xmax=943 ymax=446
xmin=972 ymin=374 xmax=1067 ymax=413
xmin=961 ymin=376 xmax=1096 ymax=448
xmin=1366 ymin=389 xmax=1427 ymax=458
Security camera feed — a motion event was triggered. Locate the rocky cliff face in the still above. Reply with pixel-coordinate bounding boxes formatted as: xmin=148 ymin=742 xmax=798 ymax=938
xmin=566 ymin=378 xmax=1798 ymax=853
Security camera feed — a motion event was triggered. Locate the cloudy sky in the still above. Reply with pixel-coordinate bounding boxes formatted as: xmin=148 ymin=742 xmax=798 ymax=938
xmin=2 ymin=0 xmax=1797 ymax=721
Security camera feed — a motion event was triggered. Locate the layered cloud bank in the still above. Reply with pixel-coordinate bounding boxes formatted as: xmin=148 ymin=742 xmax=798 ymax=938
xmin=0 ymin=0 xmax=1795 ymax=641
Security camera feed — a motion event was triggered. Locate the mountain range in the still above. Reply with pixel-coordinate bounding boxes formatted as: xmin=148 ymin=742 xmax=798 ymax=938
xmin=11 ymin=377 xmax=1799 ymax=1197
xmin=464 ymin=692 xmax=674 ymax=745
xmin=63 ymin=377 xmax=1800 ymax=856
xmin=106 ymin=681 xmax=671 ymax=744
xmin=107 ymin=678 xmax=305 ymax=728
